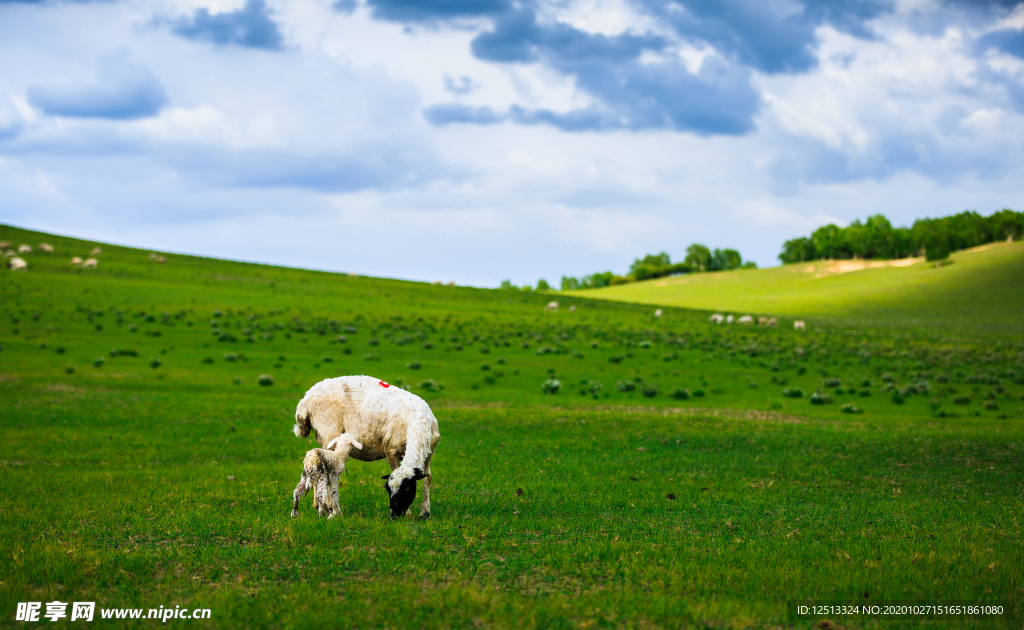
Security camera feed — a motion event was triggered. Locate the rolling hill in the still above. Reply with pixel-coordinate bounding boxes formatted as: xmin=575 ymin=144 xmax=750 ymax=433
xmin=567 ymin=241 xmax=1024 ymax=334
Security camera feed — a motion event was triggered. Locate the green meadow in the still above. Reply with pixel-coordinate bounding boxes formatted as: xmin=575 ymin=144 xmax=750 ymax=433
xmin=1 ymin=224 xmax=1022 ymax=629
xmin=569 ymin=241 xmax=1024 ymax=335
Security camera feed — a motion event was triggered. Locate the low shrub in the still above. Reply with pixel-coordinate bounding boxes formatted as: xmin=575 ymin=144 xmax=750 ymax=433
xmin=839 ymin=403 xmax=862 ymax=414
xmin=367 ymin=338 xmax=379 ymax=346
xmin=615 ymin=380 xmax=636 ymax=393
xmin=641 ymin=383 xmax=658 ymax=398
xmin=639 ymin=340 xmax=652 ymax=349
xmin=671 ymin=388 xmax=690 ymax=400
xmin=953 ymin=395 xmax=971 ymax=405
xmin=321 ymin=356 xmax=333 ymax=363
xmin=481 ymin=364 xmax=490 ymax=371
xmin=859 ymin=389 xmax=872 ymax=397
xmin=693 ymin=389 xmax=705 ymax=397
xmin=609 ymin=355 xmax=624 ymax=364
xmin=150 ymin=359 xmax=162 ymax=369
xmin=542 ymin=378 xmax=562 ymax=394
xmin=407 ymin=360 xmax=421 ymax=370
xmin=418 ymin=379 xmax=440 ymax=392
xmin=809 ymin=392 xmax=832 ymax=405
xmin=823 ymin=377 xmax=841 ymax=388
xmin=984 ymin=399 xmax=999 ymax=410
xmin=257 ymin=374 xmax=274 ymax=386
xmin=782 ymin=387 xmax=804 ymax=398
xmin=202 ymin=357 xmax=214 ymax=364
xmin=891 ymin=393 xmax=905 ymax=404
xmin=93 ymin=357 xmax=105 ymax=368
xmin=65 ymin=365 xmax=76 ymax=375
xmin=881 ymin=373 xmax=895 ymax=383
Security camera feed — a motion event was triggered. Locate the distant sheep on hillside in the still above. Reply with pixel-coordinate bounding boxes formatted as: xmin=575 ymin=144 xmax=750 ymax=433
xmin=654 ymin=309 xmax=663 ymax=318
xmin=726 ymin=315 xmax=734 ymax=324
xmin=9 ymin=257 xmax=27 ymax=271
xmin=545 ymin=301 xmax=559 ymax=312
xmin=766 ymin=317 xmax=777 ymax=327
xmin=90 ymin=247 xmax=102 ymax=256
xmin=83 ymin=258 xmax=98 ymax=269
xmin=738 ymin=315 xmax=753 ymax=324
xmin=3 ymin=250 xmax=15 ymax=258
xmin=69 ymin=257 xmax=83 ymax=266
xmin=18 ymin=244 xmax=32 ymax=254
xmin=39 ymin=243 xmax=54 ymax=253
xmin=794 ymin=320 xmax=806 ymax=331
xmin=709 ymin=313 xmax=724 ymax=324
xmin=0 ymin=241 xmax=9 ymax=250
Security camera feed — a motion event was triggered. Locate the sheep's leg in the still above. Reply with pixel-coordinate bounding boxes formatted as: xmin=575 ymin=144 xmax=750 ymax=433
xmin=327 ymin=470 xmax=341 ymax=519
xmin=420 ymin=456 xmax=432 ymax=518
xmin=291 ymin=474 xmax=311 ymax=518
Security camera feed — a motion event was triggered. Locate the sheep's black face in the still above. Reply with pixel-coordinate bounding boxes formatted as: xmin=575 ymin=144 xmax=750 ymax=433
xmin=382 ymin=469 xmax=426 ymax=519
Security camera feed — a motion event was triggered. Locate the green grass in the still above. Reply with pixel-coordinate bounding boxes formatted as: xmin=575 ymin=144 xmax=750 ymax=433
xmin=1 ymin=224 xmax=1023 ymax=628
xmin=568 ymin=242 xmax=1024 ymax=335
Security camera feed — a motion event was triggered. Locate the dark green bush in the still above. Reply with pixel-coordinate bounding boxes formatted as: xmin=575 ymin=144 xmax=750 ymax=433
xmin=782 ymin=387 xmax=804 ymax=398
xmin=257 ymin=374 xmax=274 ymax=386
xmin=642 ymin=383 xmax=658 ymax=398
xmin=615 ymin=380 xmax=636 ymax=393
xmin=672 ymin=388 xmax=691 ymax=400
xmin=541 ymin=378 xmax=562 ymax=394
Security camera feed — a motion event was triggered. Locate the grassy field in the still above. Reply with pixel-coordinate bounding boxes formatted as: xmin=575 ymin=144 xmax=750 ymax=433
xmin=2 ymin=224 xmax=1023 ymax=628
xmin=567 ymin=242 xmax=1024 ymax=335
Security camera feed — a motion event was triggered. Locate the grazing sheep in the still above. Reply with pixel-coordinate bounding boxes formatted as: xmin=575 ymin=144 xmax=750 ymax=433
xmin=39 ymin=242 xmax=54 ymax=253
xmin=766 ymin=317 xmax=777 ymax=327
xmin=545 ymin=301 xmax=559 ymax=312
xmin=90 ymin=247 xmax=102 ymax=256
xmin=569 ymin=305 xmax=576 ymax=312
xmin=654 ymin=309 xmax=663 ymax=318
xmin=292 ymin=375 xmax=441 ymax=519
xmin=794 ymin=320 xmax=806 ymax=331
xmin=18 ymin=244 xmax=32 ymax=254
xmin=155 ymin=256 xmax=166 ymax=263
xmin=757 ymin=316 xmax=767 ymax=325
xmin=9 ymin=257 xmax=27 ymax=271
xmin=69 ymin=257 xmax=83 ymax=266
xmin=148 ymin=252 xmax=159 ymax=260
xmin=709 ymin=313 xmax=724 ymax=324
xmin=3 ymin=250 xmax=15 ymax=258
xmin=0 ymin=241 xmax=9 ymax=250
xmin=292 ymin=433 xmax=363 ymax=519
xmin=738 ymin=315 xmax=753 ymax=324
xmin=83 ymin=258 xmax=98 ymax=268
xmin=726 ymin=315 xmax=734 ymax=324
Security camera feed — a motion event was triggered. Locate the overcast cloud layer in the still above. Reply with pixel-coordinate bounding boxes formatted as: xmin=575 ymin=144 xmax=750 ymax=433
xmin=1 ymin=0 xmax=1023 ymax=286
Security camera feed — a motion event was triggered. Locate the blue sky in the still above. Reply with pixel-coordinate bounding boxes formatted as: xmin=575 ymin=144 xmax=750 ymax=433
xmin=1 ymin=0 xmax=1023 ymax=286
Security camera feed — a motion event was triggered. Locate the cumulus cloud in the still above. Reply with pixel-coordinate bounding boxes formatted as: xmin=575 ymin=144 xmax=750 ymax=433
xmin=171 ymin=0 xmax=284 ymax=50
xmin=26 ymin=55 xmax=167 ymax=120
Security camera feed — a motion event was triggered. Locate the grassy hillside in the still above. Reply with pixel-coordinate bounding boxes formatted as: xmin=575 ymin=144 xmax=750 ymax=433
xmin=2 ymin=224 xmax=1022 ymax=628
xmin=568 ymin=241 xmax=1024 ymax=334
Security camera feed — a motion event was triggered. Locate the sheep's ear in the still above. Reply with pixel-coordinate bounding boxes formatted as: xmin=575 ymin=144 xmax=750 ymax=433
xmin=381 ymin=474 xmax=391 ymax=480
xmin=412 ymin=469 xmax=427 ymax=481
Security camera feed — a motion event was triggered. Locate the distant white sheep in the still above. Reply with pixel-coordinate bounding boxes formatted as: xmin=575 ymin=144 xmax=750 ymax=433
xmin=709 ymin=313 xmax=724 ymax=324
xmin=9 ymin=257 xmax=27 ymax=271
xmin=569 ymin=305 xmax=576 ymax=312
xmin=654 ymin=309 xmax=663 ymax=318
xmin=766 ymin=317 xmax=777 ymax=327
xmin=726 ymin=315 xmax=734 ymax=324
xmin=757 ymin=316 xmax=768 ymax=325
xmin=39 ymin=242 xmax=54 ymax=253
xmin=90 ymin=247 xmax=102 ymax=256
xmin=83 ymin=258 xmax=98 ymax=268
xmin=738 ymin=315 xmax=753 ymax=324
xmin=0 ymin=241 xmax=9 ymax=250
xmin=69 ymin=257 xmax=83 ymax=266
xmin=545 ymin=301 xmax=559 ymax=312
xmin=3 ymin=250 xmax=15 ymax=258
xmin=18 ymin=244 xmax=32 ymax=254
xmin=794 ymin=320 xmax=806 ymax=331
xmin=292 ymin=375 xmax=441 ymax=519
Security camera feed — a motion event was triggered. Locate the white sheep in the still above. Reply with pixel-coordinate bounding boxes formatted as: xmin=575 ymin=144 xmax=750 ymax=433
xmin=545 ymin=301 xmax=559 ymax=312
xmin=766 ymin=317 xmax=777 ymax=327
xmin=292 ymin=375 xmax=441 ymax=519
xmin=654 ymin=309 xmax=662 ymax=318
xmin=39 ymin=242 xmax=54 ymax=253
xmin=709 ymin=313 xmax=724 ymax=324
xmin=9 ymin=257 xmax=27 ymax=271
xmin=69 ymin=257 xmax=83 ymax=266
xmin=0 ymin=241 xmax=9 ymax=250
xmin=90 ymin=247 xmax=102 ymax=256
xmin=569 ymin=305 xmax=576 ymax=312
xmin=83 ymin=258 xmax=98 ymax=268
xmin=3 ymin=250 xmax=15 ymax=258
xmin=726 ymin=315 xmax=734 ymax=324
xmin=292 ymin=433 xmax=363 ymax=519
xmin=18 ymin=244 xmax=32 ymax=254
xmin=738 ymin=315 xmax=753 ymax=324
xmin=794 ymin=320 xmax=806 ymax=331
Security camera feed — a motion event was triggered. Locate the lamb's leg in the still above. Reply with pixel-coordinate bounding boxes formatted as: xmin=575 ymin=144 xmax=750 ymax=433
xmin=420 ymin=456 xmax=432 ymax=518
xmin=291 ymin=474 xmax=311 ymax=518
xmin=327 ymin=470 xmax=341 ymax=519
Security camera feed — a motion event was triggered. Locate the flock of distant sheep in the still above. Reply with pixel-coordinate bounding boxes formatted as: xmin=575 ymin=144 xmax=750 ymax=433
xmin=545 ymin=300 xmax=806 ymax=330
xmin=2 ymin=241 xmax=167 ymax=270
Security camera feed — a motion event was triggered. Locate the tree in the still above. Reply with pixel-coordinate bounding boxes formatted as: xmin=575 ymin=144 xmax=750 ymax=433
xmin=684 ymin=244 xmax=712 ymax=271
xmin=560 ymin=276 xmax=580 ymax=290
xmin=536 ymin=279 xmax=551 ymax=291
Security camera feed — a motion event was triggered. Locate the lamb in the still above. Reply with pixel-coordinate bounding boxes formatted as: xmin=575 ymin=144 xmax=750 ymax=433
xmin=726 ymin=315 xmax=734 ymax=324
xmin=39 ymin=242 xmax=54 ymax=253
xmin=83 ymin=258 xmax=98 ymax=268
xmin=292 ymin=375 xmax=441 ymax=519
xmin=709 ymin=313 xmax=724 ymax=324
xmin=545 ymin=301 xmax=558 ymax=312
xmin=9 ymin=257 xmax=27 ymax=271
xmin=738 ymin=315 xmax=753 ymax=324
xmin=69 ymin=257 xmax=83 ymax=266
xmin=654 ymin=309 xmax=663 ymax=318
xmin=18 ymin=244 xmax=32 ymax=254
xmin=292 ymin=433 xmax=363 ymax=519
xmin=794 ymin=320 xmax=806 ymax=331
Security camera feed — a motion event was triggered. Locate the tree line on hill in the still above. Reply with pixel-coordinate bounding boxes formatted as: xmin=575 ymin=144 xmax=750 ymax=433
xmin=558 ymin=244 xmax=756 ymax=291
xmin=778 ymin=209 xmax=1024 ymax=263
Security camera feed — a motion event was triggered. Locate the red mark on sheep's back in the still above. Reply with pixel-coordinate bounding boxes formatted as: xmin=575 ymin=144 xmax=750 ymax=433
xmin=379 ymin=381 xmax=390 ymax=388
